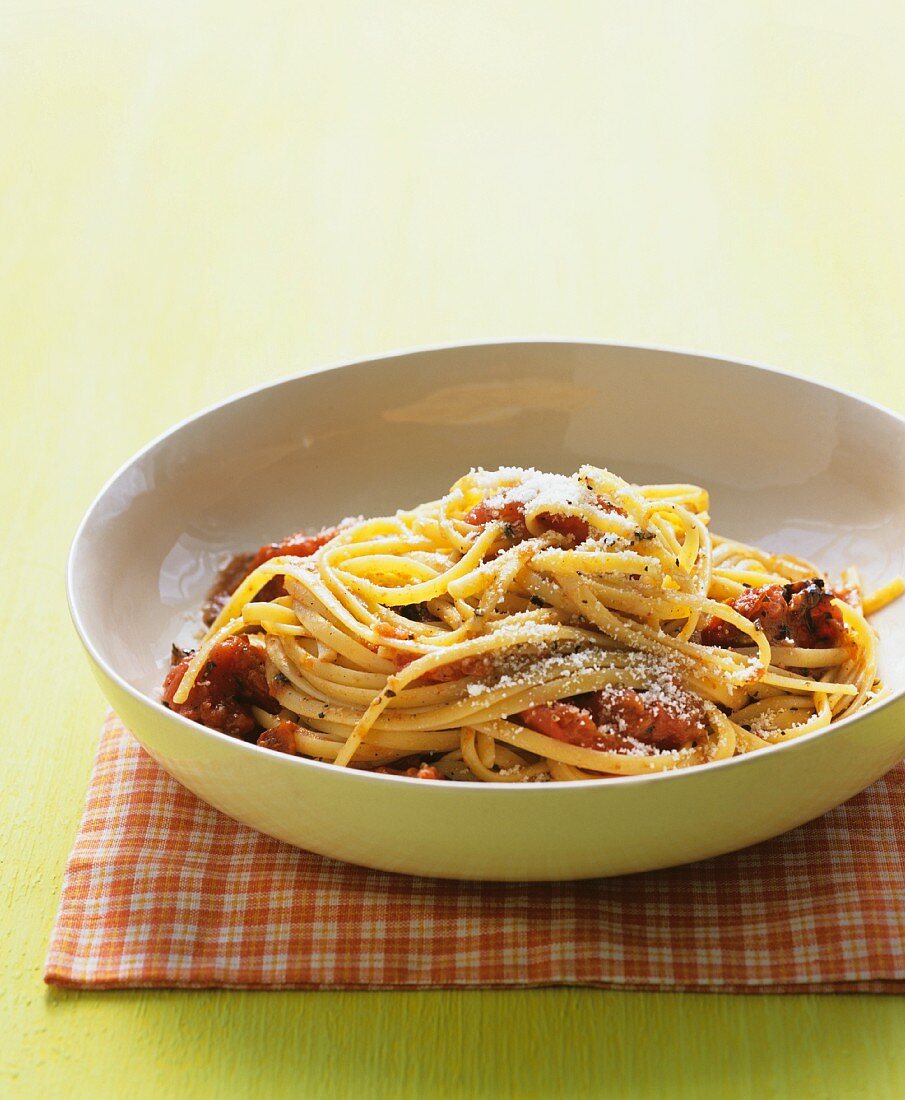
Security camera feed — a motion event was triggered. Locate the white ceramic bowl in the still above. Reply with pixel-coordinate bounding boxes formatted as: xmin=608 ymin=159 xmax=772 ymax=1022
xmin=68 ymin=341 xmax=905 ymax=880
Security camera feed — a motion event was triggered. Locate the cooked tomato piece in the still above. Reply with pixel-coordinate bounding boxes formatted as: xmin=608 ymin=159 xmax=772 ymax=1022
xmin=520 ymin=702 xmax=605 ymax=747
xmin=391 ymin=651 xmax=490 ymax=683
xmin=202 ymin=527 xmax=341 ymax=623
xmin=700 ymin=578 xmax=844 ymax=649
xmin=785 ymin=579 xmax=845 ymax=647
xmin=700 ymin=584 xmax=789 ymax=646
xmin=697 ymin=616 xmax=741 ymax=648
xmin=249 ymin=526 xmax=341 ymax=603
xmin=521 ymin=685 xmax=705 ymax=753
xmin=246 ymin=526 xmax=340 ymax=574
xmin=581 ymin=687 xmax=705 ymax=751
xmin=465 ymin=491 xmax=625 ymax=546
xmin=257 ymin=720 xmax=300 ymax=755
xmin=162 ymin=636 xmax=278 ymax=739
xmin=465 ymin=497 xmax=531 ymax=540
xmin=536 ymin=513 xmax=590 ymax=543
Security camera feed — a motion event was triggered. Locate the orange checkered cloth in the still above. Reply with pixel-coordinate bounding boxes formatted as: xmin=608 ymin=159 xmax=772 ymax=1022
xmin=45 ymin=713 xmax=905 ymax=992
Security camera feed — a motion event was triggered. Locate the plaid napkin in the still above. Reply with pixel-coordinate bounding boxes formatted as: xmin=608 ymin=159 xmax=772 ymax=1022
xmin=45 ymin=713 xmax=905 ymax=992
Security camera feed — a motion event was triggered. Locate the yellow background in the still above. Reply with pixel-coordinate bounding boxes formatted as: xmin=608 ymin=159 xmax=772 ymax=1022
xmin=3 ymin=2 xmax=904 ymax=1096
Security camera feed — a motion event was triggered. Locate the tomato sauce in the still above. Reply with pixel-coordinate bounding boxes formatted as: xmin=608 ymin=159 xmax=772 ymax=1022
xmin=203 ymin=526 xmax=340 ymax=625
xmin=162 ymin=636 xmax=278 ymax=739
xmin=700 ymin=579 xmax=844 ymax=648
xmin=391 ymin=651 xmax=491 ymax=683
xmin=520 ymin=685 xmax=705 ymax=753
xmin=464 ymin=492 xmax=625 ymax=547
xmin=257 ymin=720 xmax=300 ymax=754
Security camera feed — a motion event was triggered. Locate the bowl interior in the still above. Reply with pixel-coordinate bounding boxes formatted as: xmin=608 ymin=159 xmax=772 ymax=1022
xmin=71 ymin=342 xmax=905 ymax=704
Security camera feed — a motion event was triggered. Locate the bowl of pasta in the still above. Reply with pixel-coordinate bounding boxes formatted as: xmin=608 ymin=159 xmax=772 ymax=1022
xmin=68 ymin=341 xmax=905 ymax=879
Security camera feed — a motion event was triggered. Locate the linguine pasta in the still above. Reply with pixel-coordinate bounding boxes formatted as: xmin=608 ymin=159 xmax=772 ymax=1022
xmin=164 ymin=466 xmax=902 ymax=782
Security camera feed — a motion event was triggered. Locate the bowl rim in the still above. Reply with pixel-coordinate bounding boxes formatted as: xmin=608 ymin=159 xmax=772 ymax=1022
xmin=68 ymin=337 xmax=905 ymax=791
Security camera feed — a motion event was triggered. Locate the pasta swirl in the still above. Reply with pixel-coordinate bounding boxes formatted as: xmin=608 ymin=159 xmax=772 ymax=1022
xmin=164 ymin=466 xmax=900 ymax=782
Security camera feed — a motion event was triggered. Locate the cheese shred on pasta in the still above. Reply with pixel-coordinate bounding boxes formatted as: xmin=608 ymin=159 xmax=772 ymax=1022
xmin=168 ymin=466 xmax=898 ymax=782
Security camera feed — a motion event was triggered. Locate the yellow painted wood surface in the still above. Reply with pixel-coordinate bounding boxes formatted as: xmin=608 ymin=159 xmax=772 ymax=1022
xmin=2 ymin=3 xmax=904 ymax=1096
